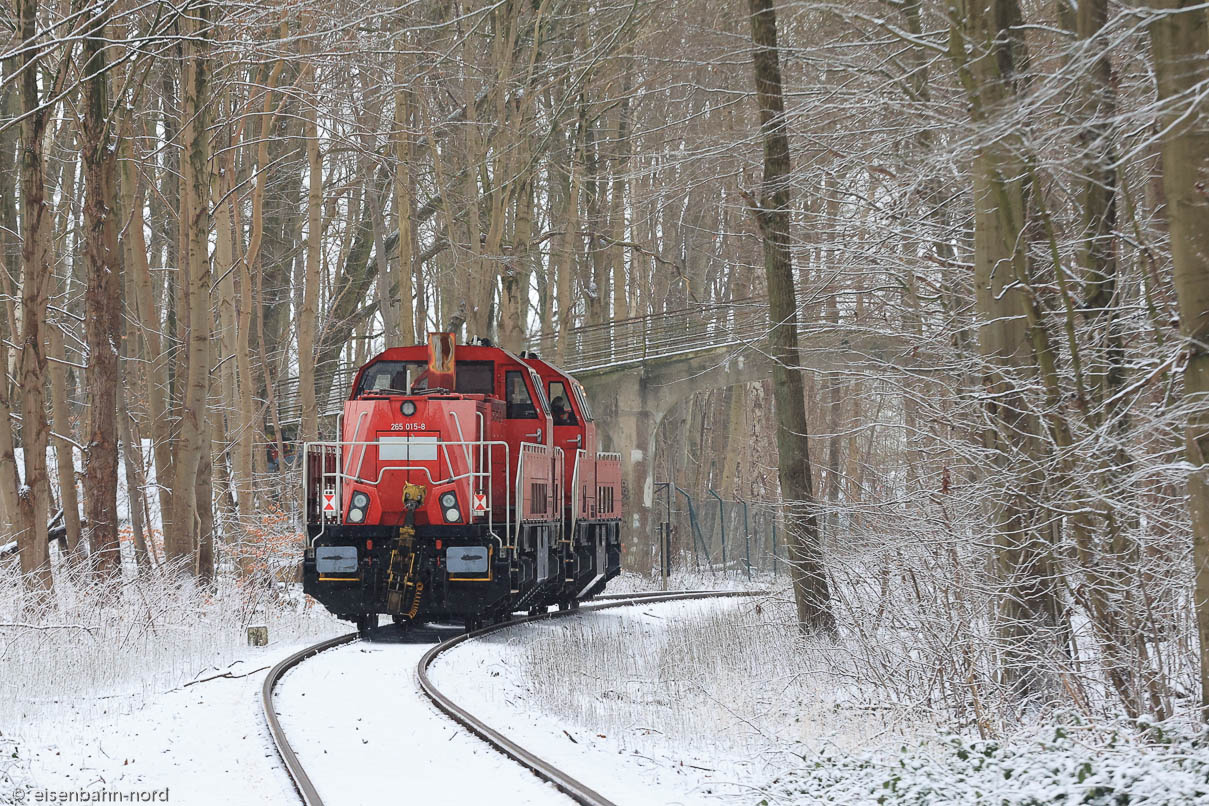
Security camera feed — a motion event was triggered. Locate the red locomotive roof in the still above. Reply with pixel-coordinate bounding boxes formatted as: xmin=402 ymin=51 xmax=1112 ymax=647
xmin=349 ymin=342 xmax=539 ymax=401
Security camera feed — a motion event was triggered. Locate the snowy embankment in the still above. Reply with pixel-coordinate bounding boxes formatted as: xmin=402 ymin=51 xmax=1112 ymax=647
xmin=430 ymin=594 xmax=1209 ymax=805
xmin=1 ymin=572 xmax=344 ymax=804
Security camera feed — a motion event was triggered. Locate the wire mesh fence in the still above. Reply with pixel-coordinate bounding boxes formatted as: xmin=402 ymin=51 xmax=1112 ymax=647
xmin=653 ymin=484 xmax=785 ymax=579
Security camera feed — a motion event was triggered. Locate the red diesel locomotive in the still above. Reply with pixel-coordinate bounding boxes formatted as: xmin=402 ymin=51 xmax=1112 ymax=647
xmin=302 ymin=334 xmax=622 ymax=634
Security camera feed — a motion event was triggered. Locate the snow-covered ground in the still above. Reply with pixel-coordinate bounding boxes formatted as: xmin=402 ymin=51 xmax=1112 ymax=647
xmin=7 ymin=642 xmax=318 ymax=804
xmin=2 ymin=570 xmax=345 ymax=805
xmin=7 ymin=583 xmax=1209 ymax=805
xmin=431 ymin=594 xmax=1209 ymax=806
xmin=428 ymin=596 xmax=802 ymax=804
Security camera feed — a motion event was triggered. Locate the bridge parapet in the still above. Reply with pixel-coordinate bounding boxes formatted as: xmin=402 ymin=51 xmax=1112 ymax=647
xmin=528 ymin=296 xmax=771 ymax=373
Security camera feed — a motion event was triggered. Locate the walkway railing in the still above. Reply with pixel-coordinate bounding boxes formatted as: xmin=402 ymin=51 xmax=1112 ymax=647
xmin=528 ymin=296 xmax=770 ymax=373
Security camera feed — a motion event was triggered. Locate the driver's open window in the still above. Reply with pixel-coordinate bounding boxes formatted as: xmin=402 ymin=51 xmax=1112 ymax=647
xmin=505 ymin=370 xmax=537 ymax=419
xmin=357 ymin=361 xmax=425 ymax=396
xmin=547 ymin=381 xmax=578 ymax=426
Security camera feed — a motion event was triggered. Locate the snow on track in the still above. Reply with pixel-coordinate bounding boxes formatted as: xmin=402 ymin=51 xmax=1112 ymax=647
xmin=272 ymin=624 xmax=570 ymax=806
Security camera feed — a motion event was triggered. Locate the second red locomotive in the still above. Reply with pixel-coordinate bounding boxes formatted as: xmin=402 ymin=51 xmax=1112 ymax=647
xmin=301 ymin=334 xmax=622 ymax=633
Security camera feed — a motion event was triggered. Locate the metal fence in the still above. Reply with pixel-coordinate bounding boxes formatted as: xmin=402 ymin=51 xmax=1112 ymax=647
xmin=653 ymin=483 xmax=785 ymax=579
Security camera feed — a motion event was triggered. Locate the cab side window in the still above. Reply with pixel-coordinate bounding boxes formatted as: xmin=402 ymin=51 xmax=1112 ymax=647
xmin=456 ymin=361 xmax=494 ymax=394
xmin=505 ymin=370 xmax=537 ymax=419
xmin=547 ymin=381 xmax=578 ymax=426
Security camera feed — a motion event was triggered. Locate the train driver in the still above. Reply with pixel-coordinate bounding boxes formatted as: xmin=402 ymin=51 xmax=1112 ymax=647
xmin=550 ymin=396 xmax=574 ymax=426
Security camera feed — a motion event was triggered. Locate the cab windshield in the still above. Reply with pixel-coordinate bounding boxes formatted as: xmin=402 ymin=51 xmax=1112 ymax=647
xmin=357 ymin=360 xmax=495 ymax=396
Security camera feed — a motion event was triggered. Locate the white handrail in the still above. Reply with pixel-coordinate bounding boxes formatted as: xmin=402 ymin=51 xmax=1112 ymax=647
xmin=303 ymin=438 xmax=512 ymax=554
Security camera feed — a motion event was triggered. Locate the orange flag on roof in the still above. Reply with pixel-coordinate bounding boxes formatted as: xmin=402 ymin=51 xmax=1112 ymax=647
xmin=427 ymin=332 xmax=456 ymax=391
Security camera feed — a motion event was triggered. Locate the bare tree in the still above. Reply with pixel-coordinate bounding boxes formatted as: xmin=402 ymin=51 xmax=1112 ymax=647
xmin=81 ymin=0 xmax=122 ymax=579
xmin=745 ymin=0 xmax=833 ymax=635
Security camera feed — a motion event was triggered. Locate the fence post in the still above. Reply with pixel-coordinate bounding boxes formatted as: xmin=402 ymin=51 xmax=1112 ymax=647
xmin=738 ymin=497 xmax=751 ymax=580
xmin=655 ymin=482 xmax=672 ymax=589
xmin=708 ymin=489 xmax=726 ymax=572
xmin=675 ymin=485 xmax=713 ymax=574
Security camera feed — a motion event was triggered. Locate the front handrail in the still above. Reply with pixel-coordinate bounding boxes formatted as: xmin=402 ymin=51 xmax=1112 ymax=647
xmin=303 ymin=438 xmax=511 ymax=553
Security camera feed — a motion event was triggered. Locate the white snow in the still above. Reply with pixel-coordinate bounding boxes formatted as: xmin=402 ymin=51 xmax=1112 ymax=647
xmin=7 ymin=642 xmax=327 ymax=805
xmin=427 ymin=598 xmax=785 ymax=804
xmin=6 ymin=579 xmax=1205 ymax=804
xmin=2 ymin=568 xmax=345 ymax=804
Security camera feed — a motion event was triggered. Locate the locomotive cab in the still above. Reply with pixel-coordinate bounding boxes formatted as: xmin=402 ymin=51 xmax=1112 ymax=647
xmin=520 ymin=354 xmax=622 ymax=606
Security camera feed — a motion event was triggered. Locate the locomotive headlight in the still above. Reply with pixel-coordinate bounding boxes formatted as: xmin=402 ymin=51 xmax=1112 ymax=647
xmin=444 ymin=507 xmax=461 ymax=523
xmin=348 ymin=491 xmax=370 ymax=523
xmin=439 ymin=491 xmax=457 ymax=509
xmin=401 ymin=400 xmax=417 ymax=417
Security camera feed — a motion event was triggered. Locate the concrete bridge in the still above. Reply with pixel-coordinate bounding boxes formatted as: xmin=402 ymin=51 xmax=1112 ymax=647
xmin=528 ymin=297 xmax=922 ymax=568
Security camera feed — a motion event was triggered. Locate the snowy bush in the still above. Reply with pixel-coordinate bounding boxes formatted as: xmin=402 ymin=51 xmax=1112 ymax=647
xmin=755 ymin=723 xmax=1209 ymax=805
xmin=0 ymin=563 xmax=342 ymax=729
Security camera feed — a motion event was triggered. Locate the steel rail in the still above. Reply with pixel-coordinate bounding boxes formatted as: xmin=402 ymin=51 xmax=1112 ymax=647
xmin=264 ymin=589 xmax=764 ymax=806
xmin=416 ymin=589 xmax=765 ymax=806
xmin=262 ymin=632 xmax=359 ymax=806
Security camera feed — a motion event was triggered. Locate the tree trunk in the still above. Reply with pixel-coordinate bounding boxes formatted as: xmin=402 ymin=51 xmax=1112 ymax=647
xmin=300 ymin=49 xmax=321 ymax=444
xmin=48 ymin=326 xmax=82 ymax=557
xmin=82 ymin=5 xmax=123 ymax=580
xmin=167 ymin=2 xmax=213 ymax=570
xmin=126 ymin=119 xmax=174 ymax=551
xmin=1148 ymin=0 xmax=1209 ymax=718
xmin=949 ymin=0 xmax=1064 ymax=699
xmin=16 ymin=0 xmax=54 ymax=592
xmin=394 ymin=50 xmax=417 ymax=344
xmin=746 ymin=0 xmax=834 ymax=634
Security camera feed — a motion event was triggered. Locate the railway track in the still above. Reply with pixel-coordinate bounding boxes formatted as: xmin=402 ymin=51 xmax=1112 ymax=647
xmin=262 ymin=589 xmax=763 ymax=806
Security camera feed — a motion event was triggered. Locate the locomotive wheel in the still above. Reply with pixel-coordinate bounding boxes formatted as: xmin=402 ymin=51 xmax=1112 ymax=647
xmin=527 ymin=605 xmax=548 ymax=617
xmin=356 ymin=613 xmax=375 ymax=637
xmin=392 ymin=614 xmax=413 ymax=631
xmin=464 ymin=617 xmax=481 ymax=634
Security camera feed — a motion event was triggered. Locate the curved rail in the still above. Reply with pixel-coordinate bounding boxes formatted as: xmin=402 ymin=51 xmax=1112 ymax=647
xmin=264 ymin=589 xmax=764 ymax=806
xmin=416 ymin=590 xmax=765 ymax=806
xmin=262 ymin=633 xmax=358 ymax=805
